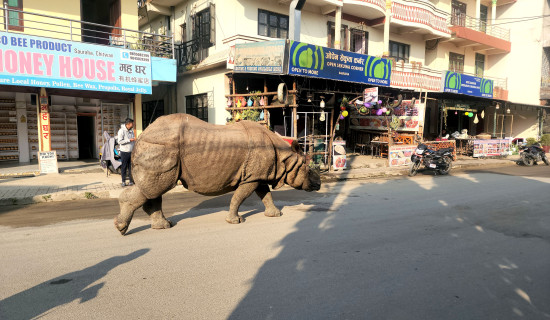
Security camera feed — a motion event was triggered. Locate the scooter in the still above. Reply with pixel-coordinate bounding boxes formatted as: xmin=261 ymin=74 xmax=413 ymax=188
xmin=409 ymin=143 xmax=454 ymax=176
xmin=517 ymin=143 xmax=549 ymax=166
xmin=99 ymin=131 xmax=122 ymax=175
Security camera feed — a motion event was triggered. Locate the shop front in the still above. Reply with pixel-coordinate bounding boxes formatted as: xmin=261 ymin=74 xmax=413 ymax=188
xmin=0 ymin=31 xmax=155 ymax=163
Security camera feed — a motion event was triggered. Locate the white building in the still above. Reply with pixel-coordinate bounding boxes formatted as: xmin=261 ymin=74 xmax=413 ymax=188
xmin=138 ymin=0 xmax=549 ymax=139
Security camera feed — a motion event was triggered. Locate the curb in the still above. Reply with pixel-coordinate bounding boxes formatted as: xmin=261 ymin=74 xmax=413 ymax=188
xmin=0 ymin=160 xmax=518 ymax=206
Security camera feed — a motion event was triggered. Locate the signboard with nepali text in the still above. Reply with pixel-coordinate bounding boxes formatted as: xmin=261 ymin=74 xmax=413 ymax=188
xmin=234 ymin=40 xmax=286 ymax=74
xmin=442 ymin=71 xmax=493 ymax=98
xmin=288 ymin=41 xmax=391 ymax=86
xmin=473 ymin=139 xmax=509 ymax=157
xmin=0 ymin=32 xmax=152 ymax=94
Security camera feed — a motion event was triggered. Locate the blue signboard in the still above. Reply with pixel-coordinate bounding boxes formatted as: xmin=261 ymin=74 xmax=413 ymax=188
xmin=0 ymin=32 xmax=152 ymax=94
xmin=288 ymin=41 xmax=391 ymax=86
xmin=442 ymin=71 xmax=493 ymax=98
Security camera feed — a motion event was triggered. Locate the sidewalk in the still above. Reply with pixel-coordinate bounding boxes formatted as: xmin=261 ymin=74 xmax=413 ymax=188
xmin=0 ymin=155 xmax=519 ymax=206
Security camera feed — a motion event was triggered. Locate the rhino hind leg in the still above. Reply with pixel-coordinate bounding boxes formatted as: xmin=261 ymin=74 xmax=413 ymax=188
xmin=143 ymin=196 xmax=172 ymax=230
xmin=255 ymin=184 xmax=282 ymax=218
xmin=226 ymin=182 xmax=259 ymax=224
xmin=115 ymin=186 xmax=148 ymax=235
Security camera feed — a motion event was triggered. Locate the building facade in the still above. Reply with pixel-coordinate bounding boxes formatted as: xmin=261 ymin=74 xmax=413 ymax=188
xmin=138 ymin=0 xmax=548 ymax=140
xmin=0 ymin=0 xmax=176 ymax=163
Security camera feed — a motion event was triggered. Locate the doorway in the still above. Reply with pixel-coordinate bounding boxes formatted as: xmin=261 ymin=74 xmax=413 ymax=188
xmin=77 ymin=116 xmax=95 ymax=159
xmin=80 ymin=0 xmax=121 ymax=45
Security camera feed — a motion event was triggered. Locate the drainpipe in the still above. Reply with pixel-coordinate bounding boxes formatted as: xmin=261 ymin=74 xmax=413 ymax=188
xmin=334 ymin=6 xmax=342 ymax=49
xmin=383 ymin=0 xmax=391 ymax=56
xmin=289 ymin=0 xmax=307 ymax=41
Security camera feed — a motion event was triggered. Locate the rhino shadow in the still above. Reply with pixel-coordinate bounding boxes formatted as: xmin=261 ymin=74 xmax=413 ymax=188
xmin=0 ymin=249 xmax=150 ymax=320
xmin=125 ymin=188 xmax=324 ymax=235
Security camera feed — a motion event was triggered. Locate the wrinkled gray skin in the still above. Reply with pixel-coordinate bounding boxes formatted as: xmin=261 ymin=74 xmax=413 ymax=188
xmin=114 ymin=114 xmax=321 ymax=235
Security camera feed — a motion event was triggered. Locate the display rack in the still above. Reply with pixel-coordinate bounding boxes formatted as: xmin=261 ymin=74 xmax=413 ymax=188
xmin=0 ymin=99 xmax=18 ymax=161
xmin=96 ymin=103 xmax=128 ymax=152
xmin=27 ymin=105 xmax=78 ymax=160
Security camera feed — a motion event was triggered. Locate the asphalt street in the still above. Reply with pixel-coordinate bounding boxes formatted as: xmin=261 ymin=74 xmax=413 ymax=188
xmin=0 ymin=166 xmax=549 ymax=319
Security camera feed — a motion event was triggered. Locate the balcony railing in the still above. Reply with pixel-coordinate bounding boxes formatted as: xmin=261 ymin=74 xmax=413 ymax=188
xmin=449 ymin=14 xmax=510 ymax=42
xmin=175 ymin=37 xmax=211 ymax=71
xmin=0 ymin=7 xmax=174 ymax=58
xmin=392 ymin=0 xmax=451 ymax=36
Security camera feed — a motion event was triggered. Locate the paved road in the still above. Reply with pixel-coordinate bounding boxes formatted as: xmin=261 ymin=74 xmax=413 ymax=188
xmin=1 ymin=166 xmax=549 ymax=319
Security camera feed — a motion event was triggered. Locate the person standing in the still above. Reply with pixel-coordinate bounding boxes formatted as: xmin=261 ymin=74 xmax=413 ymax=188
xmin=117 ymin=118 xmax=136 ymax=187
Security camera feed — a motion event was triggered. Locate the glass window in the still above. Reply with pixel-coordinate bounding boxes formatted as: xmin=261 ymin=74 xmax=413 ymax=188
xmin=258 ymin=9 xmax=289 ymax=39
xmin=6 ymin=0 xmax=23 ymax=31
xmin=350 ymin=29 xmax=368 ymax=54
xmin=186 ymin=94 xmax=209 ymax=122
xmin=389 ymin=41 xmax=410 ymax=63
xmin=449 ymin=52 xmax=465 ymax=73
xmin=475 ymin=53 xmax=485 ymax=77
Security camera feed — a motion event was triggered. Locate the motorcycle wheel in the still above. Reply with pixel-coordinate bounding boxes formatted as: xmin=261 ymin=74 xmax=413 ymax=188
xmin=409 ymin=161 xmax=421 ymax=177
xmin=522 ymin=155 xmax=534 ymax=166
xmin=438 ymin=156 xmax=452 ymax=175
xmin=543 ymin=154 xmax=550 ymax=166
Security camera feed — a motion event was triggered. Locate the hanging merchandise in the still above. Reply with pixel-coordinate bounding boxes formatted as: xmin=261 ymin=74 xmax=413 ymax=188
xmin=342 ymin=110 xmax=349 ymax=117
xmin=236 ymin=99 xmax=242 ymax=108
xmin=259 ymin=97 xmax=265 ymax=106
xmin=474 ymin=114 xmax=479 ymax=124
xmin=247 ymin=98 xmax=253 ymax=107
xmin=227 ymin=98 xmax=232 ymax=107
xmin=468 ymin=113 xmax=474 ymax=118
xmin=320 ymin=112 xmax=326 ymax=122
xmin=481 ymin=110 xmax=485 ymax=119
xmin=259 ymin=111 xmax=264 ymax=120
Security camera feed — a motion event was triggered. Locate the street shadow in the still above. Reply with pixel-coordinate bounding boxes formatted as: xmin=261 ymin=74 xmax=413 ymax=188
xmin=125 ymin=189 xmax=324 ymax=235
xmin=227 ymin=168 xmax=550 ymax=319
xmin=0 ymin=249 xmax=150 ymax=320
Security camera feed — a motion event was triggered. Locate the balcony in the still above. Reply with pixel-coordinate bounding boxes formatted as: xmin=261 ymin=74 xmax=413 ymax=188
xmin=447 ymin=14 xmax=511 ymax=55
xmin=0 ymin=6 xmax=174 ymax=58
xmin=389 ymin=62 xmax=444 ymax=92
xmin=390 ymin=0 xmax=452 ymax=39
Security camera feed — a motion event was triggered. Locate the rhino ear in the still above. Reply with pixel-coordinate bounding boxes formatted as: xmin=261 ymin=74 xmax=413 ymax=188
xmin=291 ymin=140 xmax=303 ymax=154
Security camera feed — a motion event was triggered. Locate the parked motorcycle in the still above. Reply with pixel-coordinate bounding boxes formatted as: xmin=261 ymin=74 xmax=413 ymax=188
xmin=100 ymin=131 xmax=122 ymax=175
xmin=517 ymin=143 xmax=549 ymax=166
xmin=409 ymin=143 xmax=454 ymax=176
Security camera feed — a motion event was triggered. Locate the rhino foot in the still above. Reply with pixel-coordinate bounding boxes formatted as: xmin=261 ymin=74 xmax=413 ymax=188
xmin=226 ymin=215 xmax=245 ymax=224
xmin=151 ymin=219 xmax=172 ymax=230
xmin=264 ymin=208 xmax=282 ymax=217
xmin=114 ymin=217 xmax=129 ymax=236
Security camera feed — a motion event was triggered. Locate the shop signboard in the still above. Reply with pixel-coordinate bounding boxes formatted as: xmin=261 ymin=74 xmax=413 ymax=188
xmin=349 ymin=101 xmax=424 ymax=132
xmin=233 ymin=40 xmax=286 ymax=74
xmin=388 ymin=145 xmax=416 ymax=167
xmin=441 ymin=71 xmax=493 ymax=98
xmin=332 ymin=140 xmax=347 ymax=170
xmin=38 ymin=151 xmax=58 ymax=174
xmin=288 ymin=41 xmax=391 ymax=86
xmin=472 ymin=139 xmax=509 ymax=157
xmin=0 ymin=32 xmax=152 ymax=94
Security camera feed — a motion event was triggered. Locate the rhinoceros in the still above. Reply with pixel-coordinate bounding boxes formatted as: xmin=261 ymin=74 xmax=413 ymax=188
xmin=114 ymin=114 xmax=321 ymax=235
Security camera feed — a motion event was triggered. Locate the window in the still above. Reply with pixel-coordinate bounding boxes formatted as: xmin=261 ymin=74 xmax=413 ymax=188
xmin=480 ymin=4 xmax=488 ymax=32
xmin=142 ymin=100 xmax=164 ymax=129
xmin=258 ymin=9 xmax=288 ymax=39
xmin=451 ymin=0 xmax=467 ymax=26
xmin=350 ymin=29 xmax=368 ymax=54
xmin=6 ymin=0 xmax=23 ymax=31
xmin=193 ymin=7 xmax=214 ymax=47
xmin=180 ymin=23 xmax=187 ymax=43
xmin=389 ymin=41 xmax=410 ymax=63
xmin=449 ymin=52 xmax=465 ymax=73
xmin=186 ymin=94 xmax=208 ymax=122
xmin=475 ymin=53 xmax=485 ymax=77
xmin=327 ymin=21 xmax=348 ymax=50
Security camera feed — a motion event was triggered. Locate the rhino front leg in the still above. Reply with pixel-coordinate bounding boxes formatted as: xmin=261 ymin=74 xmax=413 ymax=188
xmin=226 ymin=182 xmax=259 ymax=224
xmin=143 ymin=196 xmax=172 ymax=230
xmin=255 ymin=184 xmax=281 ymax=218
xmin=115 ymin=186 xmax=148 ymax=235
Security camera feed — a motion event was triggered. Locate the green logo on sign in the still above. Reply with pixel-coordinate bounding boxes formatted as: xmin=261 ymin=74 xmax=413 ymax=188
xmin=291 ymin=41 xmax=324 ymax=70
xmin=480 ymin=78 xmax=493 ymax=95
xmin=445 ymin=72 xmax=461 ymax=90
xmin=365 ymin=56 xmax=391 ymax=80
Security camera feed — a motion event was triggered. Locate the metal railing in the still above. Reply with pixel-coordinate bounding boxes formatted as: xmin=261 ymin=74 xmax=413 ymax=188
xmin=175 ymin=37 xmax=211 ymax=70
xmin=449 ymin=13 xmax=510 ymax=42
xmin=0 ymin=7 xmax=174 ymax=58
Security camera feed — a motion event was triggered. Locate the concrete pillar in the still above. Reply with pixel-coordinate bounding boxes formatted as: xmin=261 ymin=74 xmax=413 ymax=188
xmin=15 ymin=93 xmax=29 ymax=163
xmin=134 ymin=94 xmax=143 ymax=137
xmin=491 ymin=0 xmax=497 ymax=25
xmin=475 ymin=0 xmax=481 ymax=30
xmin=383 ymin=0 xmax=391 ymax=55
xmin=334 ymin=6 xmax=342 ymax=49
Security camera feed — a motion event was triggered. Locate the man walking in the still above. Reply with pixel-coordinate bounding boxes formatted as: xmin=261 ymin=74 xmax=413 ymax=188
xmin=117 ymin=118 xmax=136 ymax=187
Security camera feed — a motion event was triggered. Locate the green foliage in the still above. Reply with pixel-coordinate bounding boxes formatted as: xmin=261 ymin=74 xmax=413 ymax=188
xmin=241 ymin=109 xmax=260 ymax=121
xmin=526 ymin=137 xmax=538 ymax=146
xmin=540 ymin=134 xmax=550 ymax=146
xmin=85 ymin=192 xmax=98 ymax=199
